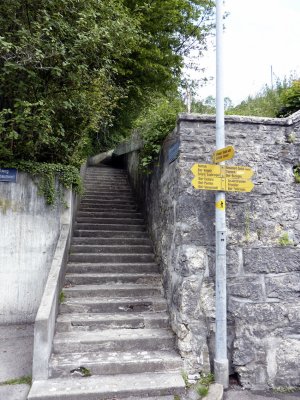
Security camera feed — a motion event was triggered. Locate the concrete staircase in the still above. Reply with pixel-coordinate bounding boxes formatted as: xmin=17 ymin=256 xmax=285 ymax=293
xmin=28 ymin=166 xmax=185 ymax=400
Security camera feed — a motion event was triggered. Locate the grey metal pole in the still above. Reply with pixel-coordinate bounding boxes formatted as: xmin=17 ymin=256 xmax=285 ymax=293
xmin=214 ymin=0 xmax=229 ymax=388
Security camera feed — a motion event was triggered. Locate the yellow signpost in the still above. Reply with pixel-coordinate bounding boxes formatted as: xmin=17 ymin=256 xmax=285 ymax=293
xmin=191 ymin=163 xmax=254 ymax=193
xmin=212 ymin=145 xmax=235 ymax=163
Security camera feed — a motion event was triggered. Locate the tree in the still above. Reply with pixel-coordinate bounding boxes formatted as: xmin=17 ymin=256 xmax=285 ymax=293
xmin=108 ymin=0 xmax=215 ymax=139
xmin=0 ymin=0 xmax=216 ymax=165
xmin=0 ymin=0 xmax=139 ymax=164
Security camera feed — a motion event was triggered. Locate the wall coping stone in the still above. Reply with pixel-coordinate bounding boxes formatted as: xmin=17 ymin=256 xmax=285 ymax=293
xmin=178 ymin=110 xmax=300 ymax=126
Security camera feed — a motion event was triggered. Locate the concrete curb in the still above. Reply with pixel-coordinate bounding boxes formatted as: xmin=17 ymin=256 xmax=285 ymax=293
xmin=203 ymin=383 xmax=224 ymax=400
xmin=32 ymin=224 xmax=71 ymax=380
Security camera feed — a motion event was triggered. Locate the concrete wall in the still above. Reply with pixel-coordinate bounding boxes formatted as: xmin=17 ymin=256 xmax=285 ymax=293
xmin=0 ymin=170 xmax=82 ymax=325
xmin=117 ymin=110 xmax=300 ymax=389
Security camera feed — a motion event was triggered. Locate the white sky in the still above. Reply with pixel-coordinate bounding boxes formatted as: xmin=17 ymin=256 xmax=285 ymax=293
xmin=198 ymin=0 xmax=300 ymax=105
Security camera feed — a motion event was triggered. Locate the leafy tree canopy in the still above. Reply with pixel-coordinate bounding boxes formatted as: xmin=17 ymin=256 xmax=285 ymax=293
xmin=0 ymin=0 xmax=215 ymax=166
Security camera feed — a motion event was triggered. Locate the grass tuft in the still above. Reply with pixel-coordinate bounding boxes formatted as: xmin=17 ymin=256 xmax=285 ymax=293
xmin=0 ymin=376 xmax=32 ymax=386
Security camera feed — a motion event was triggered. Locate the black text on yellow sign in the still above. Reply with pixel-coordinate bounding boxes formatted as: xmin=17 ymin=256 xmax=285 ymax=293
xmin=191 ymin=163 xmax=254 ymax=193
xmin=212 ymin=145 xmax=235 ymax=163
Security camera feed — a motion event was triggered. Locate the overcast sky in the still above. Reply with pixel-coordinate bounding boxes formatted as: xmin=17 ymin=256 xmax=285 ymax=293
xmin=198 ymin=0 xmax=300 ymax=105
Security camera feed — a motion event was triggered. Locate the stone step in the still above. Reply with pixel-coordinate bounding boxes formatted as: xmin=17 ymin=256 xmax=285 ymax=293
xmin=73 ymin=230 xmax=148 ymax=238
xmin=84 ymin=182 xmax=129 ymax=188
xmin=71 ymin=236 xmax=150 ymax=245
xmin=56 ymin=312 xmax=170 ymax=332
xmin=77 ymin=211 xmax=143 ymax=218
xmin=83 ymin=182 xmax=130 ymax=187
xmin=50 ymin=349 xmax=182 ymax=378
xmin=82 ymin=188 xmax=135 ymax=200
xmin=81 ymin=194 xmax=134 ymax=199
xmin=82 ymin=196 xmax=134 ymax=202
xmin=83 ymin=186 xmax=131 ymax=191
xmin=79 ymin=204 xmax=138 ymax=211
xmin=70 ymin=245 xmax=152 ymax=254
xmin=66 ymin=262 xmax=159 ymax=274
xmin=28 ymin=372 xmax=185 ymax=400
xmin=74 ymin=223 xmax=146 ymax=232
xmin=59 ymin=296 xmax=167 ymax=314
xmin=53 ymin=329 xmax=175 ymax=353
xmin=85 ymin=169 xmax=126 ymax=174
xmin=75 ymin=217 xmax=144 ymax=225
xmin=84 ymin=179 xmax=128 ymax=184
xmin=64 ymin=272 xmax=161 ymax=285
xmin=69 ymin=253 xmax=154 ymax=263
xmin=63 ymin=284 xmax=162 ymax=298
xmin=80 ymin=198 xmax=136 ymax=205
xmin=85 ymin=170 xmax=126 ymax=175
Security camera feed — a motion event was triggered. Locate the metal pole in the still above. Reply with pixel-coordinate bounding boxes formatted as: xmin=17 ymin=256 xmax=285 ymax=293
xmin=214 ymin=0 xmax=229 ymax=388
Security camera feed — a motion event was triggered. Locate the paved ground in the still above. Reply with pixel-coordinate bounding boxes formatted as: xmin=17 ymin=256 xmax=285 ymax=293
xmin=0 ymin=324 xmax=299 ymax=400
xmin=0 ymin=324 xmax=34 ymax=400
xmin=224 ymin=385 xmax=300 ymax=400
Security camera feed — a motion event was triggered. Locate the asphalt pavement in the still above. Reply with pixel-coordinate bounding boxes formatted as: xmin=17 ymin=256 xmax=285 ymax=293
xmin=0 ymin=324 xmax=33 ymax=400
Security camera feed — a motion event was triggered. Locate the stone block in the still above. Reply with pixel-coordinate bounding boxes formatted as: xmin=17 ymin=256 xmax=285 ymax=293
xmin=207 ymin=246 xmax=241 ymax=276
xmin=228 ymin=276 xmax=264 ymax=301
xmin=244 ymin=247 xmax=300 ymax=274
xmin=228 ymin=299 xmax=288 ymax=328
xmin=265 ymin=273 xmax=300 ymax=299
xmin=174 ymin=245 xmax=208 ymax=277
xmin=233 ymin=337 xmax=257 ymax=366
xmin=274 ymin=339 xmax=300 ymax=386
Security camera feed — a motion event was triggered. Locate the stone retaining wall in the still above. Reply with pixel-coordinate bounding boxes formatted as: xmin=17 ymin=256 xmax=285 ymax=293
xmin=118 ymin=111 xmax=300 ymax=389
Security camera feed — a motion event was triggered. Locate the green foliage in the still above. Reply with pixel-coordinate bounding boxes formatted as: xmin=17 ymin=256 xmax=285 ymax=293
xmin=70 ymin=366 xmax=92 ymax=377
xmin=195 ymin=373 xmax=214 ymax=398
xmin=0 ymin=160 xmax=82 ymax=205
xmin=134 ymin=94 xmax=184 ymax=172
xmin=196 ymin=384 xmax=209 ymax=397
xmin=278 ymin=232 xmax=293 ymax=246
xmin=79 ymin=366 xmax=91 ymax=377
xmin=294 ymin=166 xmax=300 ymax=183
xmin=199 ymin=373 xmax=214 ymax=386
xmin=59 ymin=291 xmax=66 ymax=304
xmin=226 ymin=76 xmax=299 ymax=118
xmin=181 ymin=371 xmax=192 ymax=389
xmin=227 ymin=82 xmax=287 ymax=117
xmin=277 ymin=80 xmax=300 ymax=117
xmin=0 ymin=376 xmax=32 ymax=386
xmin=0 ymin=0 xmax=215 ymax=165
xmin=108 ymin=0 xmax=215 ymax=139
xmin=191 ymin=96 xmax=233 ymax=114
xmin=0 ymin=0 xmax=138 ymax=164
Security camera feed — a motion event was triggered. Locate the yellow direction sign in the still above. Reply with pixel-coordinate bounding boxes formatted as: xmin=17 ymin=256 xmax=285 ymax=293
xmin=224 ymin=166 xmax=253 ymax=180
xmin=191 ymin=163 xmax=221 ymax=177
xmin=192 ymin=176 xmax=226 ymax=191
xmin=191 ymin=163 xmax=255 ymax=193
xmin=212 ymin=146 xmax=235 ymax=163
xmin=226 ymin=179 xmax=254 ymax=193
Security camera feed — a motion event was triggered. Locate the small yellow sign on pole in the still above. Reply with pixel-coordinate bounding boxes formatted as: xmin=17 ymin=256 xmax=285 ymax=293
xmin=212 ymin=145 xmax=235 ymax=163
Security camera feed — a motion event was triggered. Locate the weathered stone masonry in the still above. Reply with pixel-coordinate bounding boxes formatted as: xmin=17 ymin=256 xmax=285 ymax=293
xmin=118 ymin=111 xmax=300 ymax=389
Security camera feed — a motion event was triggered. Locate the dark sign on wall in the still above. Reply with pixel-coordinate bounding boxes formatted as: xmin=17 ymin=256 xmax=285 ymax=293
xmin=168 ymin=142 xmax=180 ymax=164
xmin=0 ymin=168 xmax=17 ymax=183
